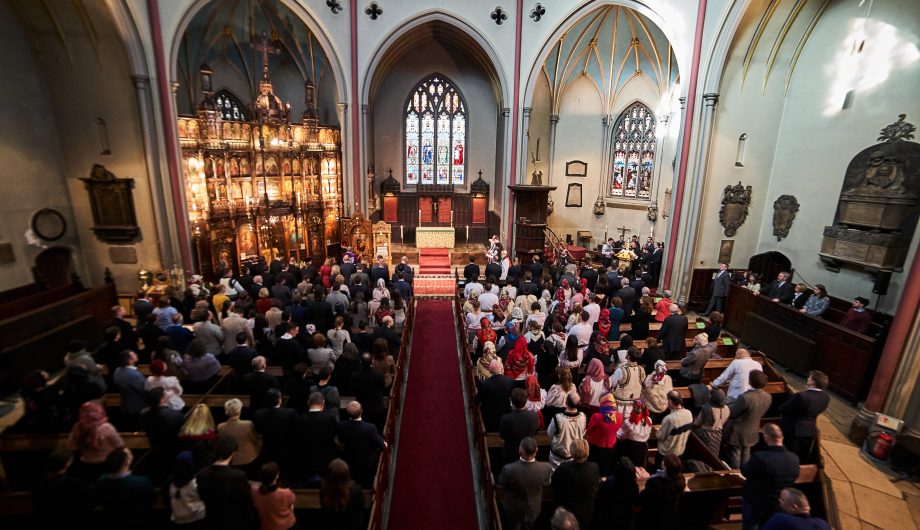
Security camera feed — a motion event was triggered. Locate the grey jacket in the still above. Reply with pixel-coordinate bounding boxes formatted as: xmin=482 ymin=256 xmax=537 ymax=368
xmin=679 ymin=345 xmax=712 ymax=381
xmin=498 ymin=459 xmax=552 ymax=525
xmin=727 ymin=388 xmax=773 ymax=446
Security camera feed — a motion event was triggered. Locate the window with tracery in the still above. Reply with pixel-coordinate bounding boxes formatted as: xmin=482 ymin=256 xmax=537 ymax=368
xmin=404 ymin=75 xmax=466 ymax=185
xmin=609 ymin=102 xmax=656 ymax=199
xmin=216 ymin=91 xmax=249 ymax=122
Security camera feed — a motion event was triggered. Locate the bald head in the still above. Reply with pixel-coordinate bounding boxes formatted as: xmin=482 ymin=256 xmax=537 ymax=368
xmin=347 ymin=401 xmax=363 ymax=419
xmin=669 ymin=304 xmax=679 ymax=314
xmin=736 ymin=348 xmax=751 ymax=359
xmin=763 ymin=422 xmax=783 ymax=444
xmin=779 ymin=487 xmax=811 ymax=515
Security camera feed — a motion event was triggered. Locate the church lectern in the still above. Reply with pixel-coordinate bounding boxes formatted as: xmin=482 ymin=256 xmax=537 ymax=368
xmin=507 ymin=184 xmax=556 ymax=259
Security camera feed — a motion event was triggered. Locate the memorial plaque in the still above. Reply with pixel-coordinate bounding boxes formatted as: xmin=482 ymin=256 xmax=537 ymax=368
xmin=108 ymin=246 xmax=138 ymax=264
xmin=80 ymin=164 xmax=140 ymax=243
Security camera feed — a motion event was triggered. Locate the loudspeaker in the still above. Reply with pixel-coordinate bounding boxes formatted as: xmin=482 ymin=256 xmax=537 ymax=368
xmin=873 ymin=271 xmax=893 ymax=295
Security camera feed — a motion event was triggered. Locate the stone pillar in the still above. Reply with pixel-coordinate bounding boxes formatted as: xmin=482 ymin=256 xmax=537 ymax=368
xmin=674 ymin=92 xmax=718 ymax=301
xmin=547 ymin=114 xmax=559 ymax=185
xmin=597 ymin=114 xmax=611 ymax=198
xmin=522 ymin=107 xmax=532 ymax=183
xmin=336 ymin=102 xmax=351 ymax=214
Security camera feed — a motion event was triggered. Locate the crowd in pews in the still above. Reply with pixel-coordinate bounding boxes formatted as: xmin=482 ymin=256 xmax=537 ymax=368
xmin=459 ymin=251 xmax=831 ymax=530
xmin=10 ymin=253 xmax=413 ymax=530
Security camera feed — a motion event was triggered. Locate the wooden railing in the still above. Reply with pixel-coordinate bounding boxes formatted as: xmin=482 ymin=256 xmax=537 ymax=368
xmin=367 ymin=297 xmax=415 ymax=530
xmin=454 ymin=294 xmax=502 ymax=530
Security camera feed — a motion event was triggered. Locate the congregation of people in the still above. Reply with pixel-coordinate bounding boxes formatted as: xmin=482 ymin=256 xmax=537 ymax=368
xmin=19 ymin=252 xmax=412 ymax=530
xmin=462 ymin=236 xmax=832 ymax=530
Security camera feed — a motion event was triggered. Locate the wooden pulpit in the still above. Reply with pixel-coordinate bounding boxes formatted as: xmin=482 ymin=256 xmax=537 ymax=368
xmin=508 ymin=184 xmax=556 ymax=259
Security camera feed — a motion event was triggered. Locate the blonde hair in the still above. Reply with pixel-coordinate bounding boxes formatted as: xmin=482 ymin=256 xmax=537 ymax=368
xmin=570 ymin=439 xmax=590 ymax=461
xmin=180 ymin=404 xmax=215 ymax=436
xmin=694 ymin=333 xmax=709 ymax=346
xmin=224 ymin=398 xmax=243 ymax=417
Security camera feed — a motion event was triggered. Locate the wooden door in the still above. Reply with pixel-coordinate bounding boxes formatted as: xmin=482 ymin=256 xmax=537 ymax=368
xmin=419 ymin=196 xmax=433 ymax=224
xmin=437 ymin=196 xmax=452 ymax=225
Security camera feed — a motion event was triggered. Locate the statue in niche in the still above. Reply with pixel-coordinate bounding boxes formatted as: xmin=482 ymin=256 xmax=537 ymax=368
xmin=772 ymin=195 xmax=800 ymax=242
xmin=719 ymin=182 xmax=752 ymax=237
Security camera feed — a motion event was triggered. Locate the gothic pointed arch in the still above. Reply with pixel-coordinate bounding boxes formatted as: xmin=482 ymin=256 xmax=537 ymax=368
xmin=609 ymin=101 xmax=657 ymax=199
xmin=403 ymin=74 xmax=467 ymax=186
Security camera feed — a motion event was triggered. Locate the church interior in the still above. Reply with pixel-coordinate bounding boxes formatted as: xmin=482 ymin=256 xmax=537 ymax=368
xmin=0 ymin=0 xmax=919 ymax=528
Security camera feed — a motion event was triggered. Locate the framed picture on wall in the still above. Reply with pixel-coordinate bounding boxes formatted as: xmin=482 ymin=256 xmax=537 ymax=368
xmin=718 ymin=239 xmax=734 ymax=264
xmin=565 ymin=160 xmax=588 ymax=177
xmin=566 ymin=183 xmax=583 ymax=207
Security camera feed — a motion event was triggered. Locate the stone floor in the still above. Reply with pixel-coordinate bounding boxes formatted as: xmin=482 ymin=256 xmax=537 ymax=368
xmin=774 ymin=364 xmax=920 ymax=529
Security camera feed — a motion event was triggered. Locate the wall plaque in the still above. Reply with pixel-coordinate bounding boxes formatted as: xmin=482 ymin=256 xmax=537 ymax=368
xmin=719 ymin=181 xmax=752 ymax=237
xmin=566 ymin=183 xmax=583 ymax=207
xmin=772 ymin=195 xmax=800 ymax=242
xmin=80 ymin=164 xmax=140 ymax=243
xmin=108 ymin=246 xmax=138 ymax=264
xmin=565 ymin=160 xmax=587 ymax=177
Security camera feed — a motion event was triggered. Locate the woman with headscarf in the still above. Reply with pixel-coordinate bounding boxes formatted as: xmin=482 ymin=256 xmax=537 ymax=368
xmin=693 ymin=388 xmax=730 ymax=456
xmin=616 ymin=399 xmax=653 ymax=469
xmin=476 ymin=341 xmax=497 ymax=382
xmin=145 ymin=359 xmax=184 ymax=411
xmin=505 ymin=337 xmax=535 ymax=381
xmin=584 ymin=331 xmax=612 ymax=372
xmin=579 ymin=358 xmax=612 ymax=410
xmin=500 ymin=284 xmax=517 ymax=306
xmin=497 ymin=321 xmax=519 ymax=356
xmin=474 ymin=317 xmax=497 ymax=358
xmin=497 ymin=288 xmax=514 ymax=316
xmin=373 ymin=298 xmax=393 ymax=328
xmin=524 ymin=375 xmax=547 ymax=428
xmin=367 ymin=278 xmax=388 ymax=319
xmin=67 ymin=401 xmax=124 ymax=481
xmin=538 ymin=290 xmax=552 ymax=314
xmin=168 ymin=451 xmax=206 ymax=526
xmin=642 ymin=359 xmax=674 ymax=424
xmin=550 ymin=286 xmax=568 ymax=325
xmin=595 ymin=308 xmax=614 ymax=340
xmin=586 ymin=393 xmax=624 ymax=476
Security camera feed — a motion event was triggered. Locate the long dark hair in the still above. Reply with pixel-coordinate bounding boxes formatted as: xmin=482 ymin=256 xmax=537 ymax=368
xmin=258 ymin=462 xmax=280 ymax=494
xmin=564 ymin=335 xmax=580 ymax=362
xmin=321 ymin=458 xmax=354 ymax=512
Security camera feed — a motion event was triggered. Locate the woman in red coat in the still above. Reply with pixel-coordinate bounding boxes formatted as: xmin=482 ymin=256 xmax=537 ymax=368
xmin=586 ymin=392 xmax=624 ymax=475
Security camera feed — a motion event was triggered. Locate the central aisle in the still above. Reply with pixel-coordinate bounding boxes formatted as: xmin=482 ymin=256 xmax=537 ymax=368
xmin=387 ymin=300 xmax=478 ymax=529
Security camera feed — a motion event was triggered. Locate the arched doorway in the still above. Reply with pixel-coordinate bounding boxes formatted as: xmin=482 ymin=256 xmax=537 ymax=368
xmin=33 ymin=247 xmax=75 ymax=289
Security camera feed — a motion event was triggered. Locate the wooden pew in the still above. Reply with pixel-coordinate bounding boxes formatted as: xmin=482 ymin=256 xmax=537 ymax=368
xmin=619 ymin=320 xmax=713 ymax=340
xmin=664 ymin=355 xmax=768 ymax=384
xmin=101 ymin=393 xmax=388 ymax=411
xmin=609 ymin=337 xmax=738 ymax=358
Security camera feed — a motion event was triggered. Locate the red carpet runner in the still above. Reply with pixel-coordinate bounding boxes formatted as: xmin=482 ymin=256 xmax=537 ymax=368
xmin=387 ymin=300 xmax=477 ymax=529
xmin=418 ymin=248 xmax=452 ymax=274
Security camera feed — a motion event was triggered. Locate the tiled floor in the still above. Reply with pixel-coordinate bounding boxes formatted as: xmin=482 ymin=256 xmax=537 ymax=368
xmin=774 ymin=364 xmax=920 ymax=529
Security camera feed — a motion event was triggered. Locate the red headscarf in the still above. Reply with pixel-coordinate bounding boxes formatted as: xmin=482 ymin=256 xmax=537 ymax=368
xmin=505 ymin=337 xmax=534 ymax=380
xmin=597 ymin=308 xmax=611 ymax=338
xmin=75 ymin=401 xmax=109 ymax=450
xmin=580 ymin=358 xmax=611 ymax=399
xmin=592 ymin=331 xmax=610 ymax=357
xmin=476 ymin=317 xmax=496 ymax=345
xmin=525 ymin=375 xmax=542 ymax=402
xmin=629 ymin=399 xmax=652 ymax=426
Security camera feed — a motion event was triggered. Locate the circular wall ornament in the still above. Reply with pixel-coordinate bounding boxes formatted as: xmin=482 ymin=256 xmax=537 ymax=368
xmin=31 ymin=208 xmax=67 ymax=241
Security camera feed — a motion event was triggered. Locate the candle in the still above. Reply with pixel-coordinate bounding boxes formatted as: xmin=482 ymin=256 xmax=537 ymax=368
xmin=400 ymin=225 xmax=404 ymax=241
xmin=451 ymin=210 xmax=454 ymax=226
xmin=466 ymin=225 xmax=469 ymax=241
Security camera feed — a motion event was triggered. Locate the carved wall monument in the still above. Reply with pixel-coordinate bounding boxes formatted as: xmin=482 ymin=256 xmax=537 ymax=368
xmin=772 ymin=195 xmax=800 ymax=241
xmin=820 ymin=115 xmax=919 ymax=272
xmin=719 ymin=182 xmax=752 ymax=237
xmin=80 ymin=164 xmax=140 ymax=243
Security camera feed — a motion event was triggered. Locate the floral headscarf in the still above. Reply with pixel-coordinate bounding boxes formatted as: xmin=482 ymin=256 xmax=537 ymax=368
xmin=597 ymin=308 xmax=612 ymax=338
xmin=525 ymin=375 xmax=542 ymax=402
xmin=505 ymin=337 xmax=534 ymax=380
xmin=477 ymin=317 xmax=497 ymax=345
xmin=504 ymin=321 xmax=519 ymax=343
xmin=477 ymin=341 xmax=497 ymax=380
xmin=629 ymin=399 xmax=652 ymax=426
xmin=580 ymin=358 xmax=611 ymax=400
xmin=599 ymin=392 xmax=620 ymax=423
xmin=651 ymin=359 xmax=668 ymax=384
xmin=592 ymin=331 xmax=610 ymax=357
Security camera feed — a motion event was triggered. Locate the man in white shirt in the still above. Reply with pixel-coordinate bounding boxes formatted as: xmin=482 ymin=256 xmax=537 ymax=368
xmin=583 ymin=294 xmax=601 ymax=327
xmin=464 ymin=277 xmax=484 ymax=299
xmin=710 ymin=348 xmax=763 ymax=401
xmin=657 ymin=391 xmax=693 ymax=462
xmin=478 ymin=285 xmax=500 ymax=312
xmin=567 ymin=311 xmax=594 ymax=352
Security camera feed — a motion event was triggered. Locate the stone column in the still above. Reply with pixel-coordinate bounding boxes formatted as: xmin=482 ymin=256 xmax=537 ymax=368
xmin=547 ymin=114 xmax=559 ymax=185
xmin=336 ymin=102 xmax=351 ymax=214
xmin=522 ymin=107 xmax=533 ymax=183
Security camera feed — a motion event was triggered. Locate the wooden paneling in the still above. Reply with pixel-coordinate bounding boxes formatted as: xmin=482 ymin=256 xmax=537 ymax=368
xmin=437 ymin=196 xmax=452 ymax=224
xmin=418 ymin=196 xmax=433 ymax=224
xmin=383 ymin=195 xmax=398 ymax=223
xmin=471 ymin=196 xmax=486 ymax=224
xmin=724 ymin=282 xmax=879 ymax=402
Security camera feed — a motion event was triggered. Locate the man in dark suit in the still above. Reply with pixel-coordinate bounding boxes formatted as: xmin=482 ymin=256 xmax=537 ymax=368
xmin=476 ymin=362 xmax=516 ymax=431
xmin=519 ymin=271 xmax=539 ymax=296
xmin=249 ymin=274 xmax=265 ymax=300
xmin=245 ymin=356 xmax=280 ymax=410
xmin=197 ymin=436 xmax=256 ymax=530
xmin=741 ymin=423 xmax=800 ymax=529
xmin=113 ymin=350 xmax=147 ymax=430
xmin=273 ymin=323 xmax=305 ymax=374
xmin=94 ymin=448 xmax=155 ymax=530
xmin=497 ymin=437 xmax=552 ymax=530
xmin=372 ymin=316 xmax=401 ymax=352
xmin=393 ymin=255 xmax=415 ymax=285
xmin=790 ymin=283 xmax=812 ymax=310
xmin=615 ymin=278 xmax=636 ymax=321
xmin=580 ymin=265 xmax=599 ymax=292
xmin=340 ymin=255 xmax=357 ymax=284
xmin=253 ymin=388 xmax=297 ymax=475
xmin=350 ymin=353 xmax=387 ymax=432
xmin=337 ymin=401 xmax=387 ymax=487
xmin=780 ymin=370 xmax=830 ymax=461
xmin=499 ymin=389 xmax=540 ymax=464
xmin=648 ymin=243 xmax=663 ymax=287
xmin=727 ymin=370 xmax=774 ymax=468
xmin=370 ymin=255 xmax=390 ymax=287
xmin=132 ymin=291 xmax=154 ymax=323
xmin=295 ymin=392 xmax=339 ymax=483
xmin=485 ymin=260 xmax=502 ymax=283
xmin=529 ymin=255 xmax=544 ymax=280
xmin=464 ymin=255 xmax=481 ymax=282
xmin=704 ymin=262 xmax=731 ymax=316
xmin=306 ymin=285 xmax=335 ymax=334
xmin=761 ymin=271 xmax=795 ymax=304
xmin=658 ymin=304 xmax=689 ymax=359
xmin=551 ymin=439 xmax=600 ymax=530
xmin=141 ymin=388 xmax=185 ymax=472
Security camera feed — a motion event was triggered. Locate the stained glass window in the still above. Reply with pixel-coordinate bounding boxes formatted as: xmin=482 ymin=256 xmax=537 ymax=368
xmin=216 ymin=91 xmax=249 ymax=122
xmin=404 ymin=75 xmax=466 ymax=185
xmin=610 ymin=102 xmax=656 ymax=199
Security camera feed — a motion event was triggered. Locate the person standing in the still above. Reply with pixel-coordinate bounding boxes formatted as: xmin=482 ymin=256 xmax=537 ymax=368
xmin=113 ymin=350 xmax=147 ymax=430
xmin=658 ymin=304 xmax=688 ymax=360
xmin=726 ymin=370 xmax=773 ymax=468
xmin=656 ymin=391 xmax=693 ymax=463
xmin=497 ymin=437 xmax=552 ymax=530
xmin=547 ymin=394 xmax=587 ymax=471
xmin=840 ymin=296 xmax=872 ymax=334
xmin=710 ymin=349 xmax=763 ymax=402
xmin=251 ymin=462 xmax=298 ymax=530
xmin=779 ymin=370 xmax=830 ymax=462
xmin=551 ymin=439 xmax=600 ymax=529
xmin=197 ymin=436 xmax=256 ymax=530
xmin=95 ymin=448 xmax=156 ymax=530
xmin=499 ymin=388 xmax=540 ymax=465
xmin=762 ymin=487 xmax=830 ymax=530
xmin=704 ymin=263 xmax=731 ymax=316
xmin=741 ymin=424 xmax=800 ymax=529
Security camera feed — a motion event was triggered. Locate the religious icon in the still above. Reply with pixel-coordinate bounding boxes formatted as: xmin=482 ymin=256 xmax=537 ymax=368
xmin=421 ymin=169 xmax=433 ymax=184
xmin=230 ymin=158 xmax=240 ymax=177
xmin=238 ymin=226 xmax=255 ymax=258
xmin=407 ymin=170 xmax=416 ymax=182
xmin=292 ymin=158 xmax=301 ymax=175
xmin=241 ymin=158 xmax=251 ymax=176
xmin=453 ymin=142 xmax=464 ymax=165
xmin=178 ymin=120 xmax=188 ymax=138
xmin=438 ymin=144 xmax=449 ymax=165
xmin=422 ymin=141 xmax=433 ymax=165
xmin=453 ymin=169 xmax=463 ymax=183
xmin=216 ymin=159 xmax=225 ymax=178
xmin=266 ymin=156 xmax=278 ymax=175
xmin=222 ymin=123 xmax=231 ymax=140
xmin=407 ymin=143 xmax=416 ymax=159
xmin=437 ymin=168 xmax=448 ymax=184
xmin=282 ymin=159 xmax=292 ymax=176
xmin=232 ymin=123 xmax=241 ymax=140
xmin=188 ymin=120 xmax=199 ymax=139
xmin=255 ymin=156 xmax=264 ymax=176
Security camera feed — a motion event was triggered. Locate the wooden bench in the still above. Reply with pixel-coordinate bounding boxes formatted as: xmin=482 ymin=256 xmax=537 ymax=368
xmin=609 ymin=337 xmax=738 ymax=358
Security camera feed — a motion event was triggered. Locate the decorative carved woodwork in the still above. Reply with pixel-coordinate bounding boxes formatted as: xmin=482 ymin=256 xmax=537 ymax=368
xmin=80 ymin=164 xmax=140 ymax=243
xmin=772 ymin=195 xmax=800 ymax=242
xmin=342 ymin=211 xmax=374 ymax=264
xmin=719 ymin=182 xmax=752 ymax=237
xmin=508 ymin=184 xmax=556 ymax=258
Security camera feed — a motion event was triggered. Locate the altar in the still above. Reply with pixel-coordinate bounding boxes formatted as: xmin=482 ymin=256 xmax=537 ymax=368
xmin=416 ymin=226 xmax=455 ymax=248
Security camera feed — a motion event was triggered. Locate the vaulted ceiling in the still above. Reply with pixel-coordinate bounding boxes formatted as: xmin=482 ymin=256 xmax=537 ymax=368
xmin=542 ymin=5 xmax=680 ymax=116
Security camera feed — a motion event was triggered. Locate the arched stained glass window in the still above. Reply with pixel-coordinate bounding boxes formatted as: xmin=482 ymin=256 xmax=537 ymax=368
xmin=610 ymin=102 xmax=656 ymax=199
xmin=215 ymin=91 xmax=249 ymax=122
xmin=404 ymin=75 xmax=466 ymax=185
